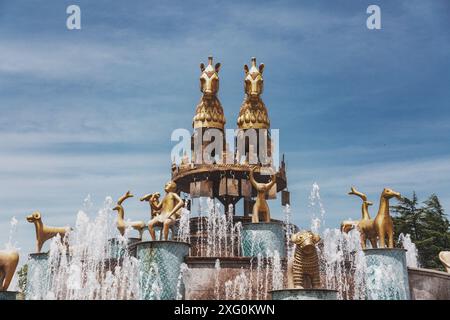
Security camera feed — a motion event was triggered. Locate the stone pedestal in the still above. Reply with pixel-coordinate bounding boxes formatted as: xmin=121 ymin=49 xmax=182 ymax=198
xmin=364 ymin=248 xmax=410 ymax=300
xmin=270 ymin=289 xmax=338 ymax=300
xmin=25 ymin=253 xmax=49 ymax=300
xmin=0 ymin=291 xmax=25 ymax=300
xmin=107 ymin=237 xmax=141 ymax=259
xmin=241 ymin=222 xmax=286 ymax=258
xmin=136 ymin=241 xmax=189 ymax=300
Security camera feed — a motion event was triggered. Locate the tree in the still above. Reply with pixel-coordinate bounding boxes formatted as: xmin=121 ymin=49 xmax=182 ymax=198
xmin=17 ymin=264 xmax=28 ymax=293
xmin=392 ymin=192 xmax=450 ymax=270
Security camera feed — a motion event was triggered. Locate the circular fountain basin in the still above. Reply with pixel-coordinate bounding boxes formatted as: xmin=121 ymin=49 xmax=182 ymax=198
xmin=241 ymin=221 xmax=286 ymax=258
xmin=0 ymin=291 xmax=25 ymax=300
xmin=363 ymin=248 xmax=410 ymax=300
xmin=136 ymin=240 xmax=190 ymax=300
xmin=107 ymin=237 xmax=141 ymax=259
xmin=270 ymin=288 xmax=338 ymax=300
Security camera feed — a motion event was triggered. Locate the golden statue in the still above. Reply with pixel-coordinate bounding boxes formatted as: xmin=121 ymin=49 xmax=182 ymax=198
xmin=140 ymin=192 xmax=161 ymax=218
xmin=113 ymin=191 xmax=146 ymax=239
xmin=287 ymin=231 xmax=321 ymax=289
xmin=193 ymin=56 xmax=225 ymax=130
xmin=0 ymin=249 xmax=19 ymax=291
xmin=341 ymin=187 xmax=401 ymax=249
xmin=439 ymin=251 xmax=450 ymax=273
xmin=343 ymin=187 xmax=378 ymax=249
xmin=147 ymin=181 xmax=184 ymax=241
xmin=249 ymin=167 xmax=276 ymax=223
xmin=26 ymin=211 xmax=71 ymax=253
xmin=237 ymin=57 xmax=270 ymax=130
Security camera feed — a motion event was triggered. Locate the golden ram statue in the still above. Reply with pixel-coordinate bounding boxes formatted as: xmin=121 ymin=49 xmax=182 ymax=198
xmin=26 ymin=211 xmax=71 ymax=253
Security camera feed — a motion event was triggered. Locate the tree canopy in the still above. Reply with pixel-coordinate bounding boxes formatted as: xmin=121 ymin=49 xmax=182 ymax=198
xmin=392 ymin=192 xmax=450 ymax=270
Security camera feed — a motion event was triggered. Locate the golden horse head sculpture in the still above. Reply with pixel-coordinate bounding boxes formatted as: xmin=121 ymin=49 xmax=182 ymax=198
xmin=200 ymin=56 xmax=221 ymax=97
xmin=244 ymin=57 xmax=264 ymax=99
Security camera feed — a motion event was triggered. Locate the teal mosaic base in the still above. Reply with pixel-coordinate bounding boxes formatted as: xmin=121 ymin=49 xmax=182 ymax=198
xmin=271 ymin=289 xmax=338 ymax=300
xmin=107 ymin=237 xmax=141 ymax=259
xmin=241 ymin=222 xmax=286 ymax=258
xmin=364 ymin=248 xmax=410 ymax=300
xmin=0 ymin=291 xmax=25 ymax=300
xmin=25 ymin=253 xmax=50 ymax=300
xmin=137 ymin=241 xmax=189 ymax=300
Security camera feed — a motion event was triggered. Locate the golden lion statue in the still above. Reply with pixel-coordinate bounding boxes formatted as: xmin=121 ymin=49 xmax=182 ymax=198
xmin=288 ymin=231 xmax=321 ymax=289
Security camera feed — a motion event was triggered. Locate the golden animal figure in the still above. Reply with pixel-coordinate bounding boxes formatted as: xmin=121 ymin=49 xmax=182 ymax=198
xmin=26 ymin=211 xmax=71 ymax=253
xmin=249 ymin=167 xmax=276 ymax=223
xmin=237 ymin=57 xmax=270 ymax=130
xmin=342 ymin=187 xmax=401 ymax=249
xmin=438 ymin=251 xmax=450 ymax=273
xmin=288 ymin=231 xmax=321 ymax=289
xmin=148 ymin=181 xmax=184 ymax=241
xmin=140 ymin=192 xmax=161 ymax=218
xmin=113 ymin=191 xmax=146 ymax=239
xmin=193 ymin=56 xmax=226 ymax=130
xmin=345 ymin=187 xmax=378 ymax=249
xmin=373 ymin=188 xmax=401 ymax=248
xmin=0 ymin=249 xmax=19 ymax=291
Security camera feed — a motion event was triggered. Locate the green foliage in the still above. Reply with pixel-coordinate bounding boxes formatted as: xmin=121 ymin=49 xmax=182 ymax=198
xmin=392 ymin=193 xmax=450 ymax=270
xmin=17 ymin=264 xmax=28 ymax=293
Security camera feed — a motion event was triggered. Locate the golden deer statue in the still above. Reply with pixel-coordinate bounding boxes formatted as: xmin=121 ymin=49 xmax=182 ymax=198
xmin=27 ymin=211 xmax=71 ymax=253
xmin=342 ymin=187 xmax=377 ymax=249
xmin=0 ymin=249 xmax=19 ymax=291
xmin=342 ymin=187 xmax=401 ymax=249
xmin=113 ymin=191 xmax=145 ymax=239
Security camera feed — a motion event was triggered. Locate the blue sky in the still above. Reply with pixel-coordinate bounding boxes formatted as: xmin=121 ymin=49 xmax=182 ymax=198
xmin=1 ymin=0 xmax=450 ymax=263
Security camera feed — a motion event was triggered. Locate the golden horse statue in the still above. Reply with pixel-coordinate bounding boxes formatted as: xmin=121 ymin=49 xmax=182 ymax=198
xmin=342 ymin=187 xmax=401 ymax=249
xmin=249 ymin=167 xmax=276 ymax=223
xmin=0 ymin=249 xmax=19 ymax=291
xmin=27 ymin=211 xmax=71 ymax=253
xmin=113 ymin=191 xmax=146 ymax=239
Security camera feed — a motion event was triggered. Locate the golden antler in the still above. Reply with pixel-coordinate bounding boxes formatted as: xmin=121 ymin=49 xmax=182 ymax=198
xmin=348 ymin=186 xmax=367 ymax=201
xmin=118 ymin=191 xmax=133 ymax=205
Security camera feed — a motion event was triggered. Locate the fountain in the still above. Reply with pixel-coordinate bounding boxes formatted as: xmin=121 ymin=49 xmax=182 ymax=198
xmin=5 ymin=56 xmax=449 ymax=301
xmin=0 ymin=217 xmax=21 ymax=300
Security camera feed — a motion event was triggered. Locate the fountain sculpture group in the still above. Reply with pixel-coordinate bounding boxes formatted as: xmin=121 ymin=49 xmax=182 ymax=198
xmin=1 ymin=56 xmax=449 ymax=301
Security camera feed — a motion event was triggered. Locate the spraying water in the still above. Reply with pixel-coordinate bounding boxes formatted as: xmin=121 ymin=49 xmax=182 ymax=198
xmin=398 ymin=233 xmax=419 ymax=268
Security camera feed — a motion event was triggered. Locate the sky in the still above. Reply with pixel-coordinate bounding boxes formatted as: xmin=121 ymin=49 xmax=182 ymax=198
xmin=0 ymin=0 xmax=450 ymax=274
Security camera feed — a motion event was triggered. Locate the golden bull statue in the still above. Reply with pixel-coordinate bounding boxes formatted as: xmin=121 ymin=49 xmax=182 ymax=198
xmin=0 ymin=249 xmax=19 ymax=291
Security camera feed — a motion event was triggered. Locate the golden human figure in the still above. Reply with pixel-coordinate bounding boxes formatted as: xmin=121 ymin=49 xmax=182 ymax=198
xmin=148 ymin=181 xmax=184 ymax=241
xmin=249 ymin=167 xmax=276 ymax=223
xmin=0 ymin=249 xmax=19 ymax=291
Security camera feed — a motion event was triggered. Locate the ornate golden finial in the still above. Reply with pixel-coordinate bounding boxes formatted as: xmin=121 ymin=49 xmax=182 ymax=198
xmin=0 ymin=249 xmax=19 ymax=291
xmin=193 ymin=56 xmax=226 ymax=130
xmin=237 ymin=57 xmax=270 ymax=129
